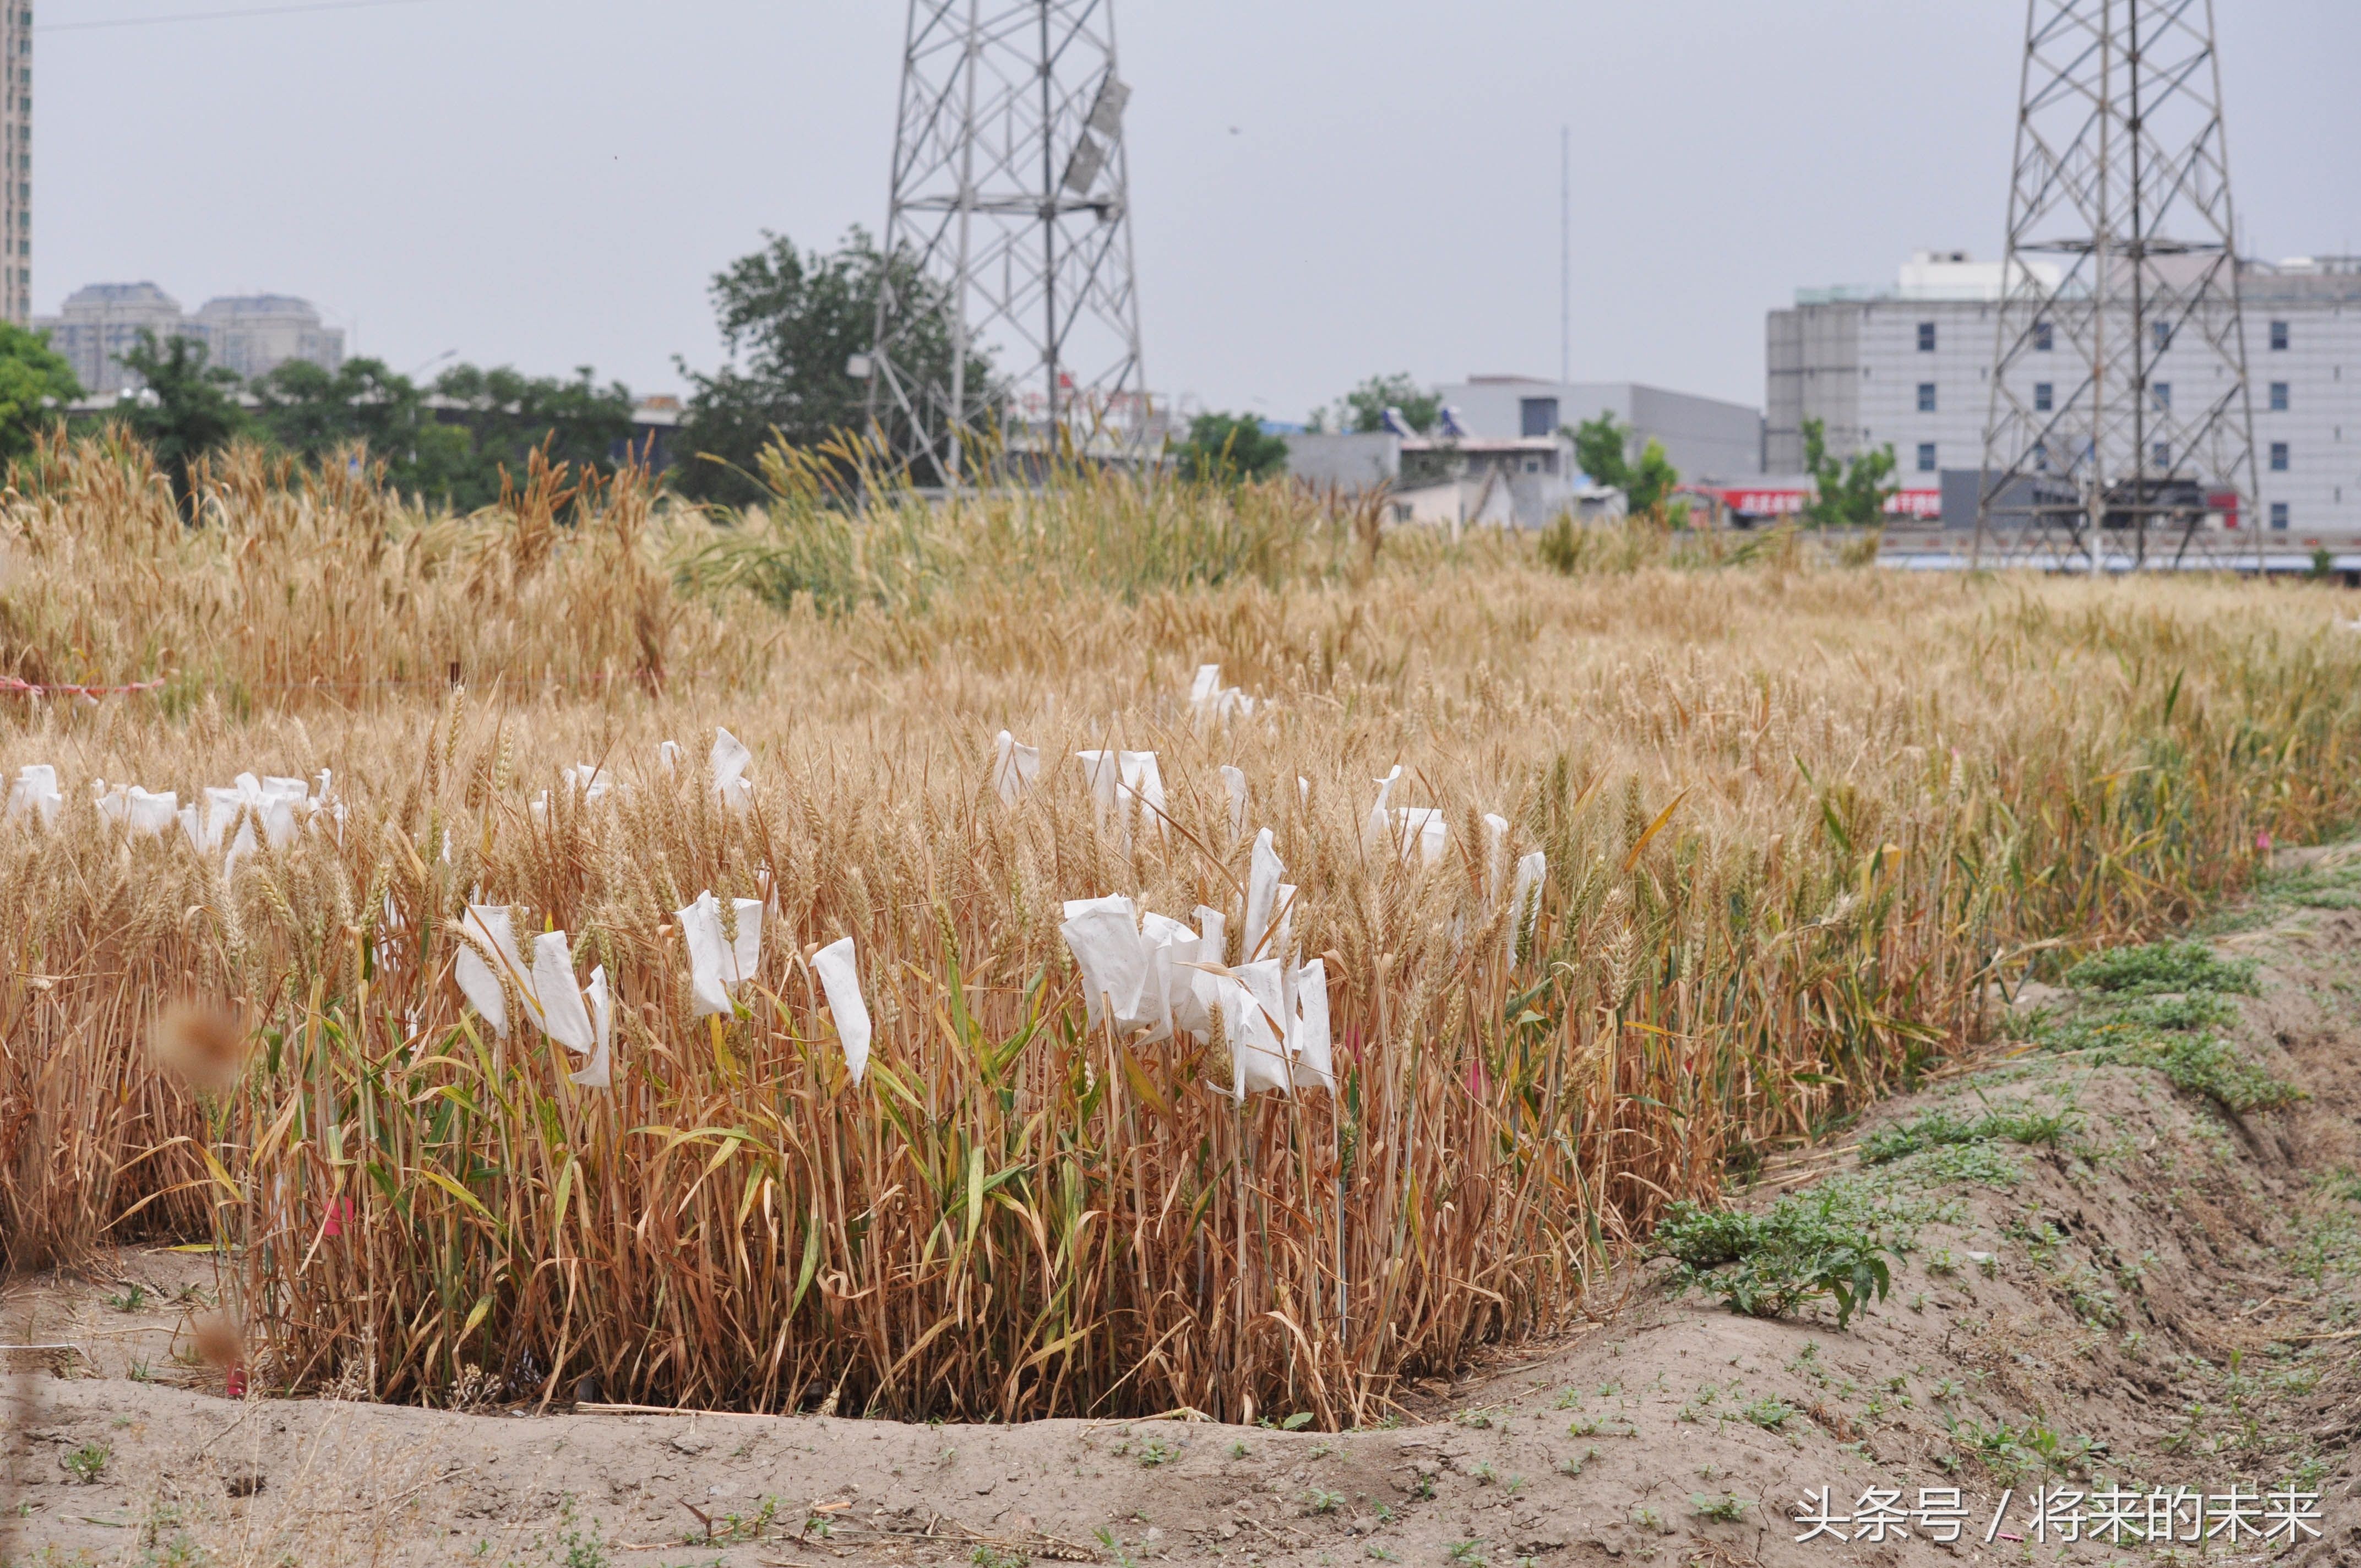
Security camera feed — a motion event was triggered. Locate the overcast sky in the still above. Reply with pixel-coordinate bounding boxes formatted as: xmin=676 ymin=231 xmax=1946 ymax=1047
xmin=36 ymin=1 xmax=2361 ymax=418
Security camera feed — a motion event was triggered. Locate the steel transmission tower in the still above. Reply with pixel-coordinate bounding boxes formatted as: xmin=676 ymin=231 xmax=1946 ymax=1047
xmin=1977 ymin=0 xmax=2262 ymax=571
xmin=864 ymin=1 xmax=1148 ymax=488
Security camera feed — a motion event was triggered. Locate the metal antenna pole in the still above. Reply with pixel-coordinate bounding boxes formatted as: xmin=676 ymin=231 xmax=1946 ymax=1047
xmin=1559 ymin=124 xmax=1570 ymax=385
xmin=866 ymin=0 xmax=1148 ymax=487
xmin=1977 ymin=0 xmax=2258 ymax=574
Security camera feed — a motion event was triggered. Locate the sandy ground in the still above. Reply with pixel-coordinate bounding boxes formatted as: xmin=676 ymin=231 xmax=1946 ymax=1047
xmin=7 ymin=861 xmax=2361 ymax=1568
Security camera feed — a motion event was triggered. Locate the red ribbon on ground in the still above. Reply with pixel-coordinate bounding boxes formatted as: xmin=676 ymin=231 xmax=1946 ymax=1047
xmin=0 ymin=676 xmax=169 ymax=698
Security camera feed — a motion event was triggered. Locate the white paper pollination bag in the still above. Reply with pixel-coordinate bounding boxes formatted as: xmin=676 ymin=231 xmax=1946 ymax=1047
xmin=7 ymin=764 xmax=63 ymax=826
xmin=450 ymin=908 xmax=618 ymax=1088
xmin=992 ymin=731 xmax=1042 ymax=805
xmin=1076 ymin=748 xmax=1167 ymax=846
xmin=677 ymin=890 xmax=764 ymax=1017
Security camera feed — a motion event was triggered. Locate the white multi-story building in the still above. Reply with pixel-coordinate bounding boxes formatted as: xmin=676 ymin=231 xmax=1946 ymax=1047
xmin=1768 ymin=251 xmax=2361 ymax=541
xmin=5 ymin=3 xmax=30 ymax=326
xmin=36 ymin=283 xmax=344 ymax=396
xmin=192 ymin=294 xmax=346 ymax=382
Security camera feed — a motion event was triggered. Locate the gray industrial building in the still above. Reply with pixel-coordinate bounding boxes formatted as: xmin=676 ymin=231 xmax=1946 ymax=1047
xmin=1769 ymin=251 xmax=2361 ymax=539
xmin=1439 ymin=375 xmax=1763 ymax=482
xmin=36 ymin=282 xmax=346 ymax=397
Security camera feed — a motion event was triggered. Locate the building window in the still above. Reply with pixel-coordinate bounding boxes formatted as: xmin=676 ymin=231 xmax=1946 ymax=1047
xmin=2270 ymin=320 xmax=2289 ymax=351
xmin=2151 ymin=382 xmax=2171 ymax=411
xmin=2152 ymin=442 xmax=2171 ymax=469
xmin=2269 ymin=381 xmax=2289 ymax=411
xmin=1916 ymin=382 xmax=1937 ymax=412
xmin=1518 ymin=396 xmax=1558 ymax=438
xmin=1916 ymin=443 xmax=1936 ymax=473
xmin=1522 ymin=457 xmax=1541 ymax=474
xmin=2270 ymin=502 xmax=2289 ymax=531
xmin=2152 ymin=320 xmax=2173 ymax=353
xmin=2270 ymin=442 xmax=2289 ymax=471
xmin=1917 ymin=322 xmax=1936 ymax=352
xmin=2033 ymin=382 xmax=2054 ymax=412
xmin=2032 ymin=442 xmax=2049 ymax=471
xmin=2033 ymin=320 xmax=2053 ymax=351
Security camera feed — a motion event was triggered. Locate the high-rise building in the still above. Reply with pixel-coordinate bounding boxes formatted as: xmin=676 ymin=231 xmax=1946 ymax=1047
xmin=192 ymin=294 xmax=346 ymax=382
xmin=4 ymin=3 xmax=29 ymax=326
xmin=37 ymin=284 xmax=345 ymax=396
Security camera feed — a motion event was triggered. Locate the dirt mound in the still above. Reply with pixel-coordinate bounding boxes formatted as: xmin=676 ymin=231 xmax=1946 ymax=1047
xmin=7 ymin=872 xmax=2361 ymax=1567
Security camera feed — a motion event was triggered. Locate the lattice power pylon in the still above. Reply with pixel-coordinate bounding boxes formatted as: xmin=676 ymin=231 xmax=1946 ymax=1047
xmin=863 ymin=1 xmax=1149 ymax=488
xmin=1977 ymin=0 xmax=2262 ymax=571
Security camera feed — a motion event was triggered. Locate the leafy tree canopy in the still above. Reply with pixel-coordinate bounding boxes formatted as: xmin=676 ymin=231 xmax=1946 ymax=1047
xmin=1174 ymin=411 xmax=1290 ymax=483
xmin=676 ymin=228 xmax=986 ymax=505
xmin=1324 ymin=373 xmax=1441 ymax=436
xmin=426 ymin=363 xmax=636 ymax=511
xmin=249 ymin=356 xmax=633 ymax=513
xmin=1570 ymin=410 xmax=1678 ymax=513
xmin=117 ymin=330 xmax=248 ymax=511
xmin=1800 ymin=416 xmax=1898 ymax=529
xmin=0 ymin=323 xmax=81 ymax=461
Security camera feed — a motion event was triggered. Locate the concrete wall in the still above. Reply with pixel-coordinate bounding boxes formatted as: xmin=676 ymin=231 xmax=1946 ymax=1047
xmin=1283 ymin=431 xmax=1400 ymax=492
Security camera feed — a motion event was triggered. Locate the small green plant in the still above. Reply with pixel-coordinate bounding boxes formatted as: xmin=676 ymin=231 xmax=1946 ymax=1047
xmin=105 ymin=1284 xmax=148 ymax=1313
xmin=1860 ymin=1105 xmax=2077 ymax=1164
xmin=63 ymin=1440 xmax=111 ymax=1484
xmin=1742 ymin=1397 xmax=1794 ymax=1431
xmin=1281 ymin=1412 xmax=1316 ymax=1431
xmin=2065 ymin=941 xmax=2258 ymax=996
xmin=972 ymin=1548 xmax=1030 ymax=1568
xmin=1306 ymin=1488 xmax=1343 ymax=1515
xmin=1411 ymin=1471 xmax=1438 ymax=1500
xmin=1690 ymin=1493 xmax=1749 ymax=1523
xmin=1446 ymin=1539 xmax=1488 ymax=1564
xmin=1228 ymin=1440 xmax=1249 ymax=1459
xmin=1366 ymin=1548 xmax=1397 ymax=1564
xmin=1137 ymin=1437 xmax=1174 ymax=1468
xmin=1470 ymin=1461 xmax=1497 ymax=1486
xmin=1652 ymin=1194 xmax=1897 ymax=1327
xmin=2123 ymin=1033 xmax=2303 ymax=1113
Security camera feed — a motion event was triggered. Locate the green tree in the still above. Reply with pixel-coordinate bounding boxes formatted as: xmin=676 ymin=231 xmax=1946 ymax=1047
xmin=676 ymin=228 xmax=984 ymax=505
xmin=252 ymin=356 xmax=468 ymax=497
xmin=117 ymin=330 xmax=248 ymax=513
xmin=1336 ymin=373 xmax=1441 ymax=435
xmin=1799 ymin=416 xmax=1898 ymax=529
xmin=0 ymin=322 xmax=81 ymax=461
xmin=1570 ymin=410 xmax=1678 ymax=513
xmin=425 ymin=363 xmax=637 ymax=512
xmin=1174 ymin=411 xmax=1290 ymax=483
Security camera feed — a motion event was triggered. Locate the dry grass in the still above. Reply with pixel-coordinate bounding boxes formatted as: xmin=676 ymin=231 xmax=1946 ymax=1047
xmin=4 ymin=435 xmax=2359 ymax=1427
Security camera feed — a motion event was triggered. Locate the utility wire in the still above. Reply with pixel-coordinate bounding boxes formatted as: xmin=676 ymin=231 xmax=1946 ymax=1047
xmin=39 ymin=0 xmax=443 ymax=33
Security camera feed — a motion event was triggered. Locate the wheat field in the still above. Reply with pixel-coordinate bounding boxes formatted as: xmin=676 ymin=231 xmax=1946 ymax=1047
xmin=3 ymin=434 xmax=2356 ymax=1427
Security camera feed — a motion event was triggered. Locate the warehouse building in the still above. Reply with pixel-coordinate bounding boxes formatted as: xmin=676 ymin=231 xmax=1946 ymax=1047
xmin=1767 ymin=251 xmax=2361 ymax=538
xmin=1438 ymin=375 xmax=1762 ymax=482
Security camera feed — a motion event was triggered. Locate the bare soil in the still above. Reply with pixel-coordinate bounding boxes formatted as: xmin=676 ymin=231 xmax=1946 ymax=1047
xmin=8 ymin=860 xmax=2361 ymax=1568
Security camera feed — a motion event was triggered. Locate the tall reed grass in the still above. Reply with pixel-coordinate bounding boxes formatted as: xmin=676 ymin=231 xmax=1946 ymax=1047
xmin=4 ymin=437 xmax=2358 ymax=1424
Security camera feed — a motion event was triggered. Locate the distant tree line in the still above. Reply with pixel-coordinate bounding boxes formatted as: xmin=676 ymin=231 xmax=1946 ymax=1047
xmin=0 ymin=235 xmax=1900 ymax=523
